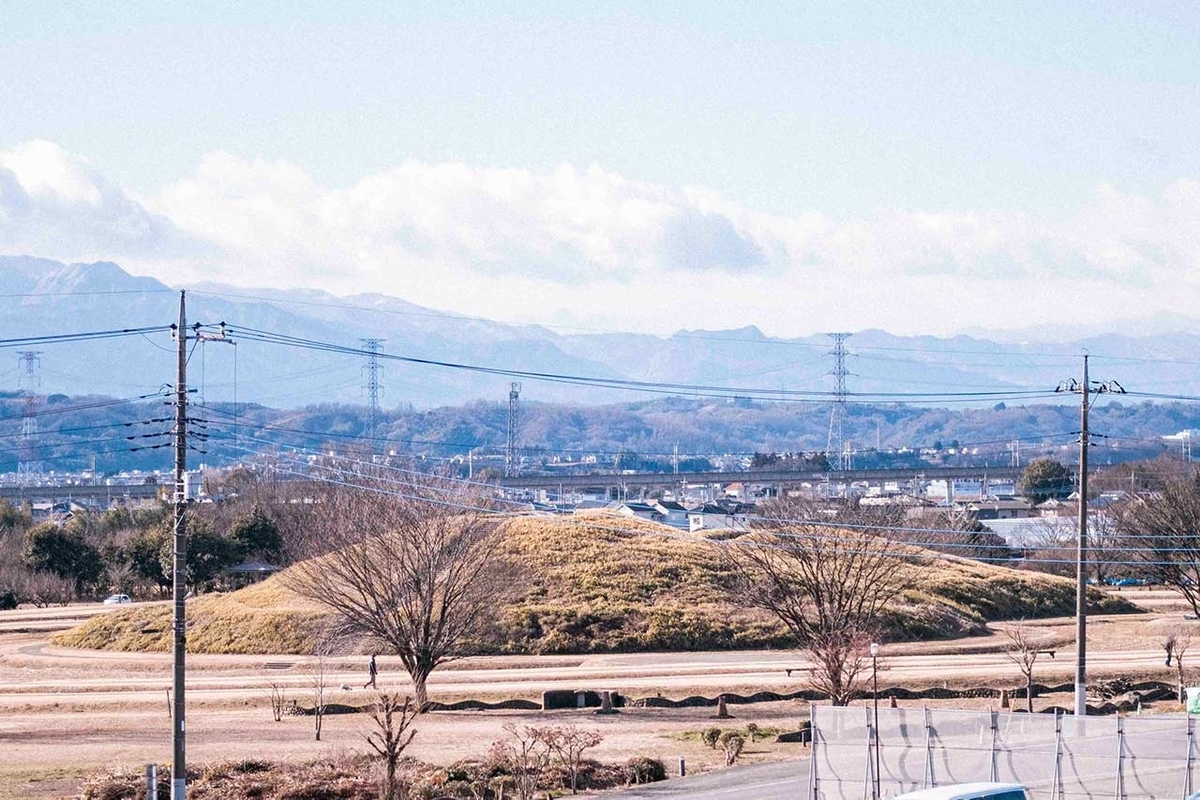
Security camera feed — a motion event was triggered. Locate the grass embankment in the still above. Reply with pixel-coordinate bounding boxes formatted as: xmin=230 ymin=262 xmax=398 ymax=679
xmin=53 ymin=579 xmax=328 ymax=654
xmin=54 ymin=512 xmax=1136 ymax=655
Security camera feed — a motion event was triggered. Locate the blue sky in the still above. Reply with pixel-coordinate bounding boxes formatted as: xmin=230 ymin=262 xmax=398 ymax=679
xmin=2 ymin=3 xmax=1199 ymax=336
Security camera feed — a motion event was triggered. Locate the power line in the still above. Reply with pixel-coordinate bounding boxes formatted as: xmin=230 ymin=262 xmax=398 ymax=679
xmin=224 ymin=324 xmax=1059 ymax=403
xmin=0 ymin=325 xmax=174 ymax=349
xmin=0 ymin=391 xmax=175 ymax=422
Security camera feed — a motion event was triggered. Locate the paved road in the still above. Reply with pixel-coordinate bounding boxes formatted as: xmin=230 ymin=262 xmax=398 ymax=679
xmin=608 ymin=760 xmax=807 ymax=799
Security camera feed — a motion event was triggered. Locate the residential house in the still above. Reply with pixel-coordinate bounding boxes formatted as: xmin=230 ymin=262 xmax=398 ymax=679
xmin=688 ymin=504 xmax=749 ymax=534
xmin=1036 ymin=497 xmax=1076 ymax=517
xmin=652 ymin=500 xmax=690 ymax=528
xmin=614 ymin=502 xmax=664 ymax=522
xmin=962 ymin=498 xmax=1034 ymax=520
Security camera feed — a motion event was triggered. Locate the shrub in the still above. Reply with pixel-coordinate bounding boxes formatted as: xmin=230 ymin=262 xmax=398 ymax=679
xmin=0 ymin=588 xmax=17 ymax=610
xmin=702 ymin=727 xmax=722 ymax=749
xmin=719 ymin=731 xmax=745 ymax=765
xmin=623 ymin=757 xmax=667 ymax=785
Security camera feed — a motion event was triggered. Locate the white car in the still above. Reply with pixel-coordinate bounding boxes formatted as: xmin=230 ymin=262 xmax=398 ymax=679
xmin=895 ymin=783 xmax=1028 ymax=800
xmin=102 ymin=593 xmax=132 ymax=605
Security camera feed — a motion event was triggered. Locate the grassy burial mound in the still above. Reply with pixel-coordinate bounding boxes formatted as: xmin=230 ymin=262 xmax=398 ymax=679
xmin=53 ymin=578 xmax=329 ymax=654
xmin=54 ymin=511 xmax=1136 ymax=655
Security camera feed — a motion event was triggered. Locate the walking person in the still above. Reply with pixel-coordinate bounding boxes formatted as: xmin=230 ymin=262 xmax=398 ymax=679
xmin=364 ymin=654 xmax=378 ymax=689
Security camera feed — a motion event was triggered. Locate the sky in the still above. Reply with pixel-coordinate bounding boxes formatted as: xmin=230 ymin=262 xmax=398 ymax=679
xmin=2 ymin=2 xmax=1199 ymax=338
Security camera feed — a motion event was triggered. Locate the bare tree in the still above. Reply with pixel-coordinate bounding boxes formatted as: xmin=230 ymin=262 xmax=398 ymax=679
xmin=309 ymin=637 xmax=332 ymax=741
xmin=24 ymin=570 xmax=76 ymax=607
xmin=1003 ymin=621 xmax=1055 ymax=712
xmin=721 ymin=498 xmax=927 ymax=705
xmin=1022 ymin=516 xmax=1077 ymax=579
xmin=1020 ymin=510 xmax=1127 ymax=585
xmin=286 ymin=473 xmax=510 ymax=710
xmin=533 ymin=725 xmax=603 ymax=795
xmin=806 ymin=628 xmax=874 ymax=706
xmin=1112 ymin=471 xmax=1200 ymax=616
xmin=489 ymin=723 xmax=551 ymax=800
xmin=364 ymin=692 xmax=418 ymax=800
xmin=1164 ymin=629 xmax=1193 ymax=703
xmin=265 ymin=680 xmax=288 ymax=722
xmin=896 ymin=507 xmax=1013 ymax=563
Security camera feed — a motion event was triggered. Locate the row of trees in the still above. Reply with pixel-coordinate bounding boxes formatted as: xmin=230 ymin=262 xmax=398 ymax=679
xmin=0 ymin=495 xmax=287 ymax=607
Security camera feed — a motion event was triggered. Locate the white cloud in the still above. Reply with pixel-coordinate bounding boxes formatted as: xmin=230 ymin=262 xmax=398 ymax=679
xmin=2 ymin=139 xmax=1199 ymax=336
xmin=0 ymin=140 xmax=196 ymax=261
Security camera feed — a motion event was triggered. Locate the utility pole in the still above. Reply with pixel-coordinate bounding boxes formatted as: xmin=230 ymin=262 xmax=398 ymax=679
xmin=506 ymin=382 xmax=521 ymax=477
xmin=826 ymin=333 xmax=852 ymax=470
xmin=1055 ymin=354 xmax=1124 ymax=717
xmin=171 ymin=292 xmax=188 ymax=800
xmin=360 ymin=338 xmax=385 ymax=441
xmin=170 ymin=292 xmax=229 ymax=799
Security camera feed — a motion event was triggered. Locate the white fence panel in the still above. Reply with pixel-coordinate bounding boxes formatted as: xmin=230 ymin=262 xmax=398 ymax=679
xmin=811 ymin=704 xmax=1195 ymax=800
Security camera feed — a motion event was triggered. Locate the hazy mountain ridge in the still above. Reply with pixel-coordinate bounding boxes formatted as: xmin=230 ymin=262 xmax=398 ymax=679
xmin=0 ymin=256 xmax=1196 ymax=410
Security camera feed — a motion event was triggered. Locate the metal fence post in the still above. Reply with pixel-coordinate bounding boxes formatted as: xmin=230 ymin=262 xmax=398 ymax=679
xmin=923 ymin=706 xmax=934 ymax=789
xmin=989 ymin=710 xmax=999 ymax=783
xmin=808 ymin=702 xmax=818 ymax=800
xmin=1186 ymin=715 xmax=1195 ymax=800
xmin=864 ymin=705 xmax=876 ymax=800
xmin=1114 ymin=716 xmax=1125 ymax=800
xmin=1053 ymin=711 xmax=1063 ymax=800
xmin=146 ymin=764 xmax=158 ymax=800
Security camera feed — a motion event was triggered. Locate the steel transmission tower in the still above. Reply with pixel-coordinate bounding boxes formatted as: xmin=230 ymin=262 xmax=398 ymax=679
xmin=506 ymin=382 xmax=521 ymax=477
xmin=360 ymin=338 xmax=385 ymax=438
xmin=826 ymin=333 xmax=852 ymax=470
xmin=17 ymin=351 xmax=43 ymax=484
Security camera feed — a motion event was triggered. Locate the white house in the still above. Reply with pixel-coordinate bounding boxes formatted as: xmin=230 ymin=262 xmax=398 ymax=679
xmin=688 ymin=504 xmax=749 ymax=534
xmin=614 ymin=502 xmax=663 ymax=522
xmin=652 ymin=500 xmax=690 ymax=528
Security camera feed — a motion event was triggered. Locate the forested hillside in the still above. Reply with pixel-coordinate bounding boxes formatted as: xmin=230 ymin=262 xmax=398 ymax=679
xmin=1 ymin=391 xmax=1194 ymax=475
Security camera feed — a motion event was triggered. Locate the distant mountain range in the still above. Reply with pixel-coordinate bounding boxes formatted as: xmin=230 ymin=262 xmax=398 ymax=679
xmin=1 ymin=255 xmax=1196 ymax=411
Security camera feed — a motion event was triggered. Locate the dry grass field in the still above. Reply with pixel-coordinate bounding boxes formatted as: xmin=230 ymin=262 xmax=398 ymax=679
xmin=1 ymin=592 xmax=1193 ymax=798
xmin=4 ymin=513 xmax=1172 ymax=797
